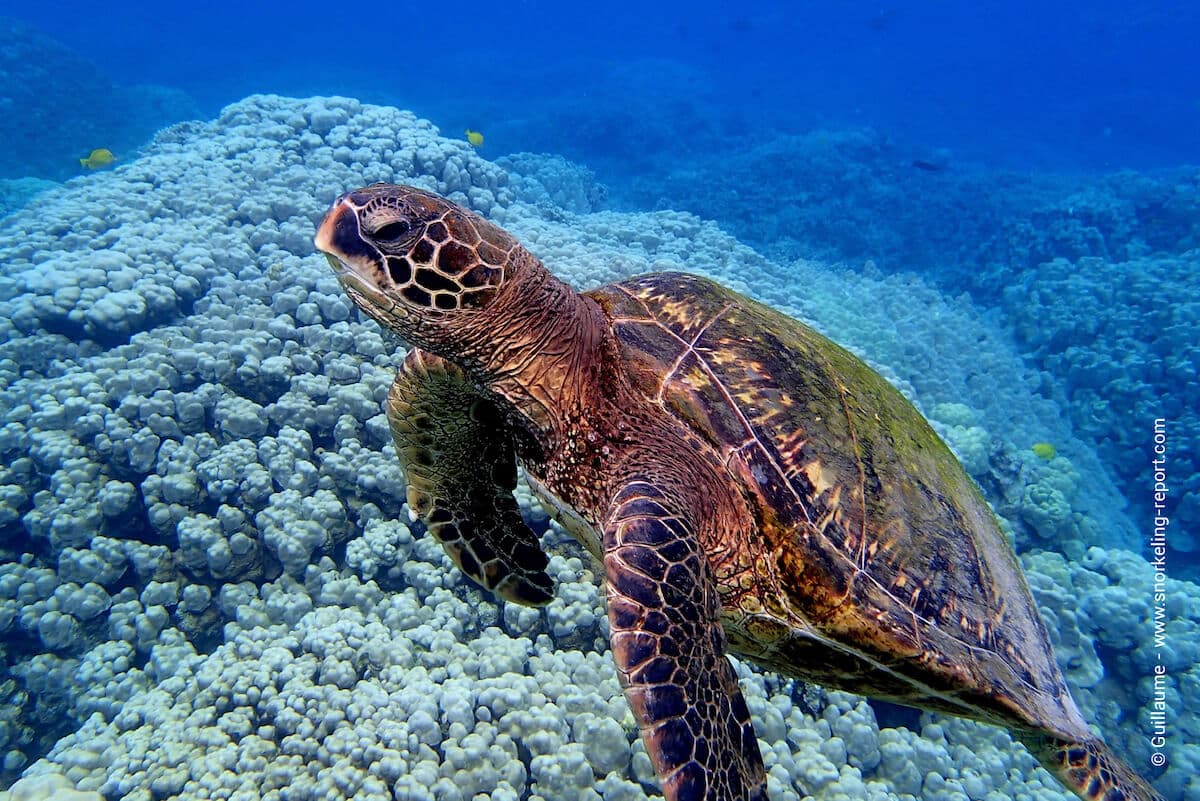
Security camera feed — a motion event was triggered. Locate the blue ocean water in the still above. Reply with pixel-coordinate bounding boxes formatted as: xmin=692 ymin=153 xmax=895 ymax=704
xmin=0 ymin=2 xmax=1196 ymax=800
xmin=10 ymin=0 xmax=1200 ymax=170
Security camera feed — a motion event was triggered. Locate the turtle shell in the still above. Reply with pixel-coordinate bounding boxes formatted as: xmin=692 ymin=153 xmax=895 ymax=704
xmin=588 ymin=272 xmax=1089 ymax=739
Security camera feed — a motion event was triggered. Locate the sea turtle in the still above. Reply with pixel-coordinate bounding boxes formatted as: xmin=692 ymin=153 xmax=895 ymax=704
xmin=314 ymin=184 xmax=1162 ymax=801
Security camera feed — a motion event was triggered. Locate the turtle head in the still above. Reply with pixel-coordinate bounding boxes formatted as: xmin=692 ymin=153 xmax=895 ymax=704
xmin=314 ymin=183 xmax=519 ymax=340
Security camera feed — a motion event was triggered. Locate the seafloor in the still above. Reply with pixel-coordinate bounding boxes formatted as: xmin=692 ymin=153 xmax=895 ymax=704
xmin=0 ymin=95 xmax=1196 ymax=801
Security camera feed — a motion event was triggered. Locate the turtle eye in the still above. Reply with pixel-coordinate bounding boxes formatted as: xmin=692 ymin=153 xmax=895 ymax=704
xmin=373 ymin=220 xmax=412 ymax=241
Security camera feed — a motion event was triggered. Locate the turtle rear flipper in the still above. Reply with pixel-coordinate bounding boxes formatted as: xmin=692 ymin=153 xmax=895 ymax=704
xmin=388 ymin=349 xmax=554 ymax=606
xmin=1022 ymin=734 xmax=1164 ymax=801
xmin=604 ymin=480 xmax=766 ymax=801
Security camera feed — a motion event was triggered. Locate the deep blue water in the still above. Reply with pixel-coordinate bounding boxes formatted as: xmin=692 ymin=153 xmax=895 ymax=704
xmin=9 ymin=0 xmax=1200 ymax=172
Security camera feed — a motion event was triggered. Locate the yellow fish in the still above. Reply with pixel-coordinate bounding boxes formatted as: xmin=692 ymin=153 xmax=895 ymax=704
xmin=465 ymin=129 xmax=484 ymax=147
xmin=79 ymin=148 xmax=116 ymax=169
xmin=1031 ymin=442 xmax=1057 ymax=460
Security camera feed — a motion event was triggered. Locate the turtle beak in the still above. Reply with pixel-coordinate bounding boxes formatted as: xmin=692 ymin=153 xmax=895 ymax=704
xmin=313 ymin=195 xmax=409 ymax=321
xmin=314 ymin=197 xmax=378 ymax=283
xmin=313 ymin=196 xmax=358 ymax=271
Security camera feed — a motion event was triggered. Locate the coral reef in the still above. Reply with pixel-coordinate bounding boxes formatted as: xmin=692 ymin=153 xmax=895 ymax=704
xmin=0 ymin=95 xmax=1189 ymax=800
xmin=1005 ymin=253 xmax=1200 ymax=562
xmin=611 ymin=126 xmax=1199 ymax=289
xmin=1026 ymin=548 xmax=1199 ymax=801
xmin=496 ymin=153 xmax=607 ymax=216
xmin=0 ymin=773 xmax=101 ymax=801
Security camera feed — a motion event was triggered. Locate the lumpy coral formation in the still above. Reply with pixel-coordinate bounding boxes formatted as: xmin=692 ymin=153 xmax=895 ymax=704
xmin=1005 ymin=253 xmax=1200 ymax=559
xmin=0 ymin=95 xmax=1192 ymax=800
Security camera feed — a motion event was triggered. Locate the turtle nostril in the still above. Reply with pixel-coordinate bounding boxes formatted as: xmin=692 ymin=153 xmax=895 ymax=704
xmin=374 ymin=220 xmax=412 ymax=241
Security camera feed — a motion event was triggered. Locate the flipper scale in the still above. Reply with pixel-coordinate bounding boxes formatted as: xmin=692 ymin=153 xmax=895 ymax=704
xmin=604 ymin=483 xmax=766 ymax=801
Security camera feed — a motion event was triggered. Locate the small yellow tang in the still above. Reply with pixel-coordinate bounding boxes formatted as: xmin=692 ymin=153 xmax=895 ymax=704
xmin=465 ymin=129 xmax=484 ymax=147
xmin=80 ymin=148 xmax=117 ymax=169
xmin=1031 ymin=442 xmax=1057 ymax=460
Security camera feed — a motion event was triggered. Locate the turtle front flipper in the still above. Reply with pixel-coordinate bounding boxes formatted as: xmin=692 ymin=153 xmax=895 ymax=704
xmin=604 ymin=481 xmax=766 ymax=801
xmin=1022 ymin=734 xmax=1165 ymax=801
xmin=388 ymin=349 xmax=554 ymax=606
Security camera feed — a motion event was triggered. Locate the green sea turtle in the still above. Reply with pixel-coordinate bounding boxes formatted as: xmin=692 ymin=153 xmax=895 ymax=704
xmin=314 ymin=184 xmax=1162 ymax=801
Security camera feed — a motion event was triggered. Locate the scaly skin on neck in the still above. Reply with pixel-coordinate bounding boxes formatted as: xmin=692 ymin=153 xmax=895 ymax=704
xmin=449 ymin=246 xmax=617 ymax=442
xmin=444 ymin=247 xmax=760 ymax=588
